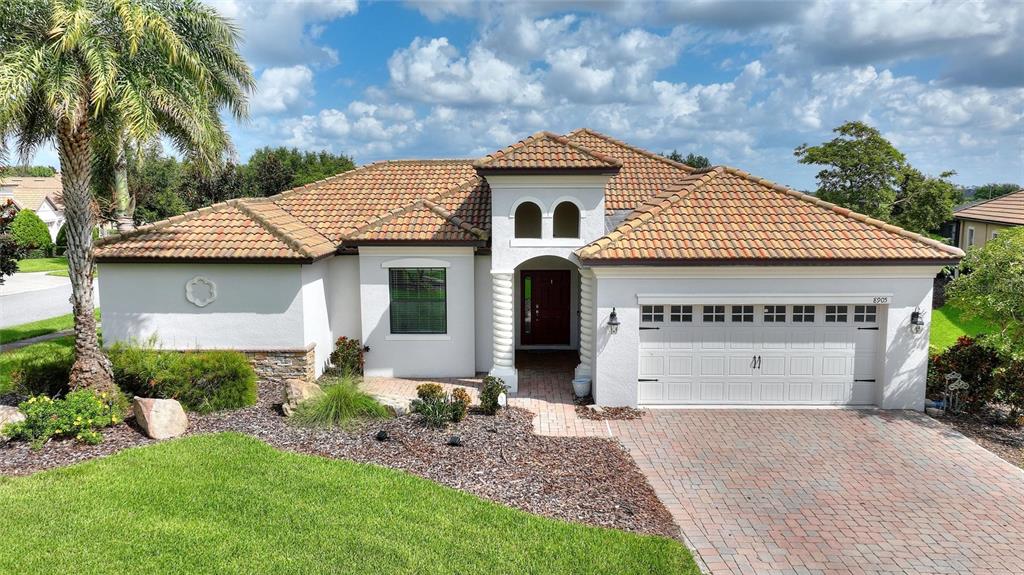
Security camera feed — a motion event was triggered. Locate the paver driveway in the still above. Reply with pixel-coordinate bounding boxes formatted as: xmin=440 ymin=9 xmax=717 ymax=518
xmin=612 ymin=409 xmax=1024 ymax=575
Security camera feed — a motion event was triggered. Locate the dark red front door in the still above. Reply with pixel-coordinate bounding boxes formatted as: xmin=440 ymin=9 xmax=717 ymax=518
xmin=520 ymin=270 xmax=571 ymax=345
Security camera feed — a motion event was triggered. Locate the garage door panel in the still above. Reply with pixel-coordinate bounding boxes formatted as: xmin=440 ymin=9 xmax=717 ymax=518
xmin=700 ymin=356 xmax=725 ymax=376
xmin=728 ymin=329 xmax=755 ymax=349
xmin=637 ymin=303 xmax=880 ymax=406
xmin=759 ymin=381 xmax=785 ymax=402
xmin=699 ymin=381 xmax=725 ymax=401
xmin=790 ymin=356 xmax=815 ymax=376
xmin=666 ymin=382 xmax=692 ymax=401
xmin=701 ymin=329 xmax=726 ymax=350
xmin=728 ymin=355 xmax=755 ymax=376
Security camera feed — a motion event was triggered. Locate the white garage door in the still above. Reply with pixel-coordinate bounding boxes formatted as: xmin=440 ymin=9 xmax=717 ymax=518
xmin=638 ymin=304 xmax=881 ymax=406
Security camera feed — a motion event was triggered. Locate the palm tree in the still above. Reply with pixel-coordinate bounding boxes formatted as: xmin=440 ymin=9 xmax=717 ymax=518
xmin=0 ymin=0 xmax=253 ymax=392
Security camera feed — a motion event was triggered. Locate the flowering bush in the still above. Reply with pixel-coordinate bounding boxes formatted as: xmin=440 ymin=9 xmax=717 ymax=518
xmin=927 ymin=336 xmax=1000 ymax=413
xmin=2 ymin=390 xmax=128 ymax=449
xmin=329 ymin=337 xmax=364 ymax=375
xmin=416 ymin=383 xmax=445 ymax=402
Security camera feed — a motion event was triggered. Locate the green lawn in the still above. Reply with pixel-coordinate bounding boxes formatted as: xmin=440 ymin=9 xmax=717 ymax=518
xmin=0 ymin=311 xmax=102 ymax=345
xmin=930 ymin=304 xmax=994 ymax=353
xmin=0 ymin=433 xmax=697 ymax=575
xmin=15 ymin=257 xmax=67 ymax=273
xmin=0 ymin=335 xmax=73 ymax=393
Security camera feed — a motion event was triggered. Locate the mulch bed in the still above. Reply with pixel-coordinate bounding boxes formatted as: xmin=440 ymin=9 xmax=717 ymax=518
xmin=934 ymin=411 xmax=1024 ymax=470
xmin=575 ymin=404 xmax=646 ymax=421
xmin=0 ymin=382 xmax=680 ymax=540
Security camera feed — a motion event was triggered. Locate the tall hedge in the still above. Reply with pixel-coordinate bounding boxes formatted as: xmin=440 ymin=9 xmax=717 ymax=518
xmin=10 ymin=209 xmax=52 ymax=251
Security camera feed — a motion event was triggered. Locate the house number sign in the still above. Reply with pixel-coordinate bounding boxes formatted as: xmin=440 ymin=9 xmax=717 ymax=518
xmin=185 ymin=276 xmax=217 ymax=307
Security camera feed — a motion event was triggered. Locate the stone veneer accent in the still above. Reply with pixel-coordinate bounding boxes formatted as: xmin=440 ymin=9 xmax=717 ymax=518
xmin=241 ymin=344 xmax=316 ymax=387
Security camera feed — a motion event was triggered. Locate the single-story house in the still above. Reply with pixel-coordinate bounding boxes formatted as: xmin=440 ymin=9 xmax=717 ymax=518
xmin=94 ymin=129 xmax=962 ymax=410
xmin=952 ymin=189 xmax=1023 ymax=251
xmin=0 ymin=175 xmax=65 ymax=242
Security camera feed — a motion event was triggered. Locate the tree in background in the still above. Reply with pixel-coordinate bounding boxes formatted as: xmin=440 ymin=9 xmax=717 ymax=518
xmin=891 ymin=168 xmax=962 ymax=237
xmin=9 ymin=209 xmax=52 ymax=253
xmin=177 ymin=161 xmax=248 ymax=211
xmin=947 ymin=227 xmax=1024 ymax=360
xmin=0 ymin=199 xmax=25 ymax=284
xmin=246 ymin=147 xmax=355 ymax=195
xmin=971 ymin=183 xmax=1019 ymax=201
xmin=0 ymin=0 xmax=253 ymax=392
xmin=1 ymin=165 xmax=56 ymax=177
xmin=666 ymin=150 xmax=712 ymax=169
xmin=795 ymin=121 xmax=960 ymax=236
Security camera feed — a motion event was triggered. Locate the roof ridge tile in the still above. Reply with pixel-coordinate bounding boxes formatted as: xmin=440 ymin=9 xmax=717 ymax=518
xmin=473 ymin=130 xmax=623 ymax=169
xmin=233 ymin=201 xmax=334 ymax=259
xmin=565 ymin=128 xmax=695 ymax=173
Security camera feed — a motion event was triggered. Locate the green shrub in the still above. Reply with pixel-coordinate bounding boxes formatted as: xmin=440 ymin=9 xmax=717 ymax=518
xmin=10 ymin=344 xmax=74 ymax=397
xmin=10 ymin=210 xmax=52 ymax=252
xmin=108 ymin=343 xmax=256 ymax=413
xmin=290 ymin=374 xmax=389 ymax=428
xmin=2 ymin=390 xmax=128 ymax=449
xmin=927 ymin=336 xmax=1000 ymax=413
xmin=416 ymin=382 xmax=445 ymax=402
xmin=479 ymin=376 xmax=507 ymax=416
xmin=329 ymin=336 xmax=364 ymax=375
xmin=995 ymin=359 xmax=1024 ymax=420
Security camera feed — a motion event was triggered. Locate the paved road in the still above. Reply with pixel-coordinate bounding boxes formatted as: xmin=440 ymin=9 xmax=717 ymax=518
xmin=0 ymin=273 xmax=99 ymax=328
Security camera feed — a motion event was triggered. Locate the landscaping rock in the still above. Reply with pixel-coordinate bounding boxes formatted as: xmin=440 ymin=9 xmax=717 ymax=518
xmin=282 ymin=379 xmax=324 ymax=416
xmin=0 ymin=406 xmax=25 ymax=439
xmin=370 ymin=393 xmax=412 ymax=416
xmin=133 ymin=398 xmax=188 ymax=439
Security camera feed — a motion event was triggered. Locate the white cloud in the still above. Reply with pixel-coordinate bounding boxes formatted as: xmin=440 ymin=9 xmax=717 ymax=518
xmin=251 ymin=65 xmax=315 ymax=114
xmin=388 ymin=38 xmax=544 ymax=106
xmin=204 ymin=0 xmax=358 ymax=68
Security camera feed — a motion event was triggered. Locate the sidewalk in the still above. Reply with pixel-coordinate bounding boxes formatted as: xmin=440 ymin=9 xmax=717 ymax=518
xmin=0 ymin=272 xmax=70 ymax=296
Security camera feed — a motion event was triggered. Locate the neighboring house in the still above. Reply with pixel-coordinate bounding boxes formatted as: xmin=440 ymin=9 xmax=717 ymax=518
xmin=94 ymin=130 xmax=962 ymax=410
xmin=0 ymin=175 xmax=65 ymax=242
xmin=952 ymin=189 xmax=1024 ymax=250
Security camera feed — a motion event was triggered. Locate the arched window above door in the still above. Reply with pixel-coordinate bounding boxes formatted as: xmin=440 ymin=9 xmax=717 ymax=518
xmin=514 ymin=202 xmax=542 ymax=238
xmin=552 ymin=201 xmax=580 ymax=238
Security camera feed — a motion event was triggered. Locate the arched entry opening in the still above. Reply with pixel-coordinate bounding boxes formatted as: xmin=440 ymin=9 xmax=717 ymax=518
xmin=514 ymin=255 xmax=580 ymax=350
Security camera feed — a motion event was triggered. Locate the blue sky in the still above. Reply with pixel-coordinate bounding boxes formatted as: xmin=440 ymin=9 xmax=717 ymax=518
xmin=32 ymin=0 xmax=1024 ymax=190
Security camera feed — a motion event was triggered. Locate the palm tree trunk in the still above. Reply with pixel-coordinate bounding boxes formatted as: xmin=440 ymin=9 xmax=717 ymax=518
xmin=57 ymin=114 xmax=116 ymax=394
xmin=112 ymin=138 xmax=134 ymax=233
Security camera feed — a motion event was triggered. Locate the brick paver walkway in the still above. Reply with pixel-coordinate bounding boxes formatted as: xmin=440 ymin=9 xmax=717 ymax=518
xmin=361 ymin=355 xmax=1024 ymax=574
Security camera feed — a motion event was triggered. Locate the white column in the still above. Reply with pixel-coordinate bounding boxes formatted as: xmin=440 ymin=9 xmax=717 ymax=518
xmin=575 ymin=269 xmax=594 ymax=380
xmin=489 ymin=271 xmax=518 ymax=392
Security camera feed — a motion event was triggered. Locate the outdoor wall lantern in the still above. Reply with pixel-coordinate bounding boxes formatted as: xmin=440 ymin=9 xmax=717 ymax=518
xmin=910 ymin=308 xmax=925 ymax=334
xmin=607 ymin=308 xmax=620 ymax=334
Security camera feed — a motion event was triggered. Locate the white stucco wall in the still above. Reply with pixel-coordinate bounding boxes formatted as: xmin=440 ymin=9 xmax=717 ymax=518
xmin=488 ymin=174 xmax=609 ymax=272
xmin=36 ymin=199 xmax=64 ymax=242
xmin=98 ymin=263 xmax=306 ymax=351
xmin=327 ymin=254 xmax=362 ymax=343
xmin=301 ymin=260 xmax=332 ymax=376
xmin=474 ymin=254 xmax=493 ymax=373
xmin=591 ymin=266 xmax=940 ymax=409
xmin=358 ymin=246 xmax=476 ymax=378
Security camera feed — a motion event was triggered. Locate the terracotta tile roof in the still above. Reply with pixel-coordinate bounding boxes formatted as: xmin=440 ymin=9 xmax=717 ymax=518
xmin=94 ymin=201 xmax=329 ymax=261
xmin=578 ymin=166 xmax=964 ymax=264
xmin=273 ymin=160 xmax=483 ymax=243
xmin=0 ymin=175 xmax=62 ymax=211
xmin=474 ymin=131 xmax=622 ymax=171
xmin=348 ymin=198 xmax=488 ymax=243
xmin=565 ymin=128 xmax=693 ymax=212
xmin=954 ymin=190 xmax=1024 ymax=226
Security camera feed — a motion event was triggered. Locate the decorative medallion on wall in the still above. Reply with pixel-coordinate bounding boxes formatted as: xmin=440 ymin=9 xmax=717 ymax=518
xmin=185 ymin=276 xmax=217 ymax=307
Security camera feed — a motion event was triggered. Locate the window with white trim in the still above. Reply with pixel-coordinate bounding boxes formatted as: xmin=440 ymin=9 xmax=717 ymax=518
xmin=792 ymin=305 xmax=815 ymax=323
xmin=669 ymin=305 xmax=693 ymax=322
xmin=703 ymin=305 xmax=725 ymax=322
xmin=825 ymin=305 xmax=848 ymax=323
xmin=854 ymin=305 xmax=877 ymax=323
xmin=764 ymin=305 xmax=786 ymax=323
xmin=389 ymin=268 xmax=447 ymax=334
xmin=641 ymin=305 xmax=664 ymax=323
xmin=731 ymin=305 xmax=754 ymax=322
